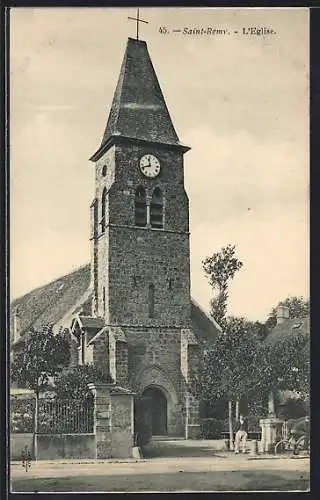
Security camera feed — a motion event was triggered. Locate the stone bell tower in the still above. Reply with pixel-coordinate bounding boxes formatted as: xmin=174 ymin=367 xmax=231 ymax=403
xmin=90 ymin=37 xmax=191 ymax=328
xmin=88 ymin=37 xmax=203 ymax=438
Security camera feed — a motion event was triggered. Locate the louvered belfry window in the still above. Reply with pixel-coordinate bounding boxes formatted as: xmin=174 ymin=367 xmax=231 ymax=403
xmin=150 ymin=187 xmax=163 ymax=229
xmin=135 ymin=186 xmax=147 ymax=227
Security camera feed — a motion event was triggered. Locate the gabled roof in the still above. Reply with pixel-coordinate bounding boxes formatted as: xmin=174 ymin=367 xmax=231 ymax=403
xmin=78 ymin=316 xmax=105 ymax=330
xmin=11 ymin=264 xmax=220 ymax=342
xmin=11 ymin=264 xmax=91 ymax=337
xmin=191 ymin=299 xmax=221 ymax=342
xmin=91 ymin=38 xmax=184 ymax=160
xmin=264 ymin=317 xmax=310 ymax=346
xmin=71 ymin=315 xmax=105 ymax=342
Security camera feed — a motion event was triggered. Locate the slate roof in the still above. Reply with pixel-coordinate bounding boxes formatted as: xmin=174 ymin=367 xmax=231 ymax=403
xmin=264 ymin=317 xmax=310 ymax=346
xmin=11 ymin=264 xmax=91 ymax=337
xmin=91 ymin=38 xmax=184 ymax=161
xmin=78 ymin=316 xmax=105 ymax=330
xmin=11 ymin=264 xmax=220 ymax=342
xmin=191 ymin=299 xmax=221 ymax=342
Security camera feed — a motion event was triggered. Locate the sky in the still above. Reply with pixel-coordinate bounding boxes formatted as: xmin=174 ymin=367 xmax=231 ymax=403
xmin=10 ymin=7 xmax=309 ymax=321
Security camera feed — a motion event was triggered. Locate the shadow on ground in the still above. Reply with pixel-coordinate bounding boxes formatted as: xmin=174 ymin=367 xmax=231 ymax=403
xmin=142 ymin=440 xmax=227 ymax=458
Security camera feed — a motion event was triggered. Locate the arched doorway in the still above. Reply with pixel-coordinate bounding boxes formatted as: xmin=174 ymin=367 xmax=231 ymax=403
xmin=144 ymin=387 xmax=167 ymax=435
xmin=137 ymin=386 xmax=168 ymax=437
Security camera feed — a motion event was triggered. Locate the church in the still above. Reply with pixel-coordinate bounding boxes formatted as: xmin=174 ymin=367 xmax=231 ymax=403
xmin=11 ymin=35 xmax=221 ymax=439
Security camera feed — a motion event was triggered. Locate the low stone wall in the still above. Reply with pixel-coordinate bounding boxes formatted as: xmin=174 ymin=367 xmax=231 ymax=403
xmin=10 ymin=433 xmax=34 ymax=460
xmin=11 ymin=434 xmax=96 ymax=460
xmin=10 ymin=384 xmax=135 ymax=461
xmin=37 ymin=434 xmax=96 ymax=460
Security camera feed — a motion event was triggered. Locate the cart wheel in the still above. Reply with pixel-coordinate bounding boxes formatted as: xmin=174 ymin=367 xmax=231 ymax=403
xmin=275 ymin=440 xmax=287 ymax=455
xmin=296 ymin=435 xmax=307 ymax=452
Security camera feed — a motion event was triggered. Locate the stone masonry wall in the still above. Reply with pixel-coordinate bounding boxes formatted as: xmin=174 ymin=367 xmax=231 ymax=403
xmin=92 ymin=147 xmax=115 ymax=319
xmin=93 ymin=330 xmax=109 ymax=377
xmin=127 ymin=327 xmax=182 ymax=389
xmin=92 ymin=141 xmax=191 ymax=328
xmin=126 ymin=326 xmax=185 ymax=436
xmin=110 ymin=144 xmax=189 ymax=233
xmin=107 ymin=227 xmax=191 ymax=327
xmin=110 ymin=393 xmax=134 ymax=458
xmin=115 ymin=341 xmax=129 ymax=387
xmin=88 ymin=383 xmax=112 ymax=459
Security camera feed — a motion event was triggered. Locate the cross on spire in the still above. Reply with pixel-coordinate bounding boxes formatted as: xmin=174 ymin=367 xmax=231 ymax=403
xmin=128 ymin=8 xmax=148 ymax=41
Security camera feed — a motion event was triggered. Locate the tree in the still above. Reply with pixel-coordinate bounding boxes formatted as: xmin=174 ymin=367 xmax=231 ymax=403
xmin=258 ymin=330 xmax=309 ymax=412
xmin=10 ymin=324 xmax=71 ymax=395
xmin=198 ymin=317 xmax=262 ymax=449
xmin=202 ymin=245 xmax=243 ymax=328
xmin=262 ymin=296 xmax=309 ymax=416
xmin=265 ymin=296 xmax=309 ymax=329
xmin=53 ymin=365 xmax=114 ymax=401
xmin=201 ymin=245 xmax=243 ymax=448
xmin=10 ymin=324 xmax=71 ymax=459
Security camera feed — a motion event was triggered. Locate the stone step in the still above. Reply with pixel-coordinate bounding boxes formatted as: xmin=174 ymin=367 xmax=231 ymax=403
xmin=149 ymin=436 xmax=185 ymax=442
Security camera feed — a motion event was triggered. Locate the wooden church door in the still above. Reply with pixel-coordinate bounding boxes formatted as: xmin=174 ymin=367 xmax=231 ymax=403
xmin=142 ymin=387 xmax=167 ymax=436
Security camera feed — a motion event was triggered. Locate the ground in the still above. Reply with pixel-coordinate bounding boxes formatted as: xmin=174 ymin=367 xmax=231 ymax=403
xmin=11 ymin=454 xmax=310 ymax=492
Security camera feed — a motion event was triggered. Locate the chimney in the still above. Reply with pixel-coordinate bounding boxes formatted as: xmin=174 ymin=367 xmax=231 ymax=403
xmin=276 ymin=305 xmax=290 ymax=325
xmin=12 ymin=306 xmax=21 ymax=342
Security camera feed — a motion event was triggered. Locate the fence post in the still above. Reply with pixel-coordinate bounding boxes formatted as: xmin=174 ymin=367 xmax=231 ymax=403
xmin=110 ymin=388 xmax=135 ymax=458
xmin=259 ymin=417 xmax=283 ymax=453
xmin=87 ymin=383 xmax=113 ymax=459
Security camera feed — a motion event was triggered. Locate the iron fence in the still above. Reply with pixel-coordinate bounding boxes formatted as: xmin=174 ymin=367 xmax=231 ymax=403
xmin=38 ymin=398 xmax=94 ymax=434
xmin=11 ymin=397 xmax=94 ymax=434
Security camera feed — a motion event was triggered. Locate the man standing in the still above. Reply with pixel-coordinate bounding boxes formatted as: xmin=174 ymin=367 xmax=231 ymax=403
xmin=234 ymin=414 xmax=248 ymax=454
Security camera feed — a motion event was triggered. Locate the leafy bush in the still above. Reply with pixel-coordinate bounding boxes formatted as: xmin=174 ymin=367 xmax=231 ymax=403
xmin=10 ymin=399 xmax=35 ymax=433
xmin=200 ymin=399 xmax=228 ymax=420
xmin=247 ymin=415 xmax=263 ymax=432
xmin=53 ymin=365 xmax=113 ymax=401
xmin=11 ymin=325 xmax=70 ymax=395
xmin=277 ymin=397 xmax=308 ymax=420
xmin=200 ymin=418 xmax=223 ymax=439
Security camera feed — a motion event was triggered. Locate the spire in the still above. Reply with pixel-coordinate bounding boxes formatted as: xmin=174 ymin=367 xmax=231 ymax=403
xmin=91 ymin=38 xmax=185 ymax=161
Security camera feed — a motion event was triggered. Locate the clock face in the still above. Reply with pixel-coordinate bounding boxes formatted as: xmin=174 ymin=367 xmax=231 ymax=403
xmin=139 ymin=154 xmax=161 ymax=178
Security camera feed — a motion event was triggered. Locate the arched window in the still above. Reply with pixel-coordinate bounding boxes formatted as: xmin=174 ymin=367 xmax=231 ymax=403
xmin=101 ymin=187 xmax=106 ymax=233
xmin=150 ymin=187 xmax=163 ymax=229
xmin=148 ymin=283 xmax=155 ymax=318
xmin=135 ymin=186 xmax=147 ymax=227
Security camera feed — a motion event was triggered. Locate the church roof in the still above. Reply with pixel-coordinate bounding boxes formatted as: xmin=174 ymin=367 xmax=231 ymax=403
xmin=11 ymin=264 xmax=91 ymax=337
xmin=190 ymin=299 xmax=222 ymax=342
xmin=11 ymin=264 xmax=219 ymax=342
xmin=91 ymin=38 xmax=183 ymax=160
